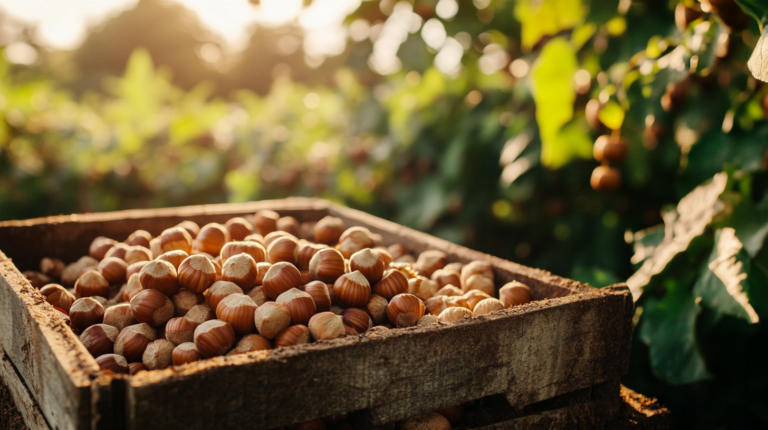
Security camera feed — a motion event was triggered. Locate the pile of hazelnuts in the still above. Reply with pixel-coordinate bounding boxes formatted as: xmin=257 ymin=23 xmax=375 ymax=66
xmin=26 ymin=210 xmax=534 ymax=377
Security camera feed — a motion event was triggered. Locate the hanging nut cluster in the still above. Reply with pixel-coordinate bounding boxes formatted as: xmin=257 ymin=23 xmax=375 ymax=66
xmin=27 ymin=210 xmax=534 ymax=375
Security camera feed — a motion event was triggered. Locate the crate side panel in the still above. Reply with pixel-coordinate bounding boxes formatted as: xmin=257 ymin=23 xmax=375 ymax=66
xmin=0 ymin=345 xmax=50 ymax=430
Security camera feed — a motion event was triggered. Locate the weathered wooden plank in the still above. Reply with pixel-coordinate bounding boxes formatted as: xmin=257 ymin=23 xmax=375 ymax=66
xmin=0 ymin=252 xmax=98 ymax=430
xmin=0 ymin=344 xmax=51 ymax=430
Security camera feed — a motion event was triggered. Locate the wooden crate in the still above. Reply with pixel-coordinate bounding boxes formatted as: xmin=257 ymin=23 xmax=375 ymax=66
xmin=0 ymin=198 xmax=634 ymax=430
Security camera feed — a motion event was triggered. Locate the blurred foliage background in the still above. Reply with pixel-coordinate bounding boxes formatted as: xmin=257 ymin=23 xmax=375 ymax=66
xmin=2 ymin=0 xmax=768 ymax=428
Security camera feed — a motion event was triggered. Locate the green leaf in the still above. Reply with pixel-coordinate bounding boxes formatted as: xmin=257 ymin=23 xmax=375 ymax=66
xmin=639 ymin=286 xmax=712 ymax=384
xmin=720 ymin=195 xmax=768 ymax=257
xmin=630 ymin=224 xmax=665 ymax=266
xmin=514 ymin=0 xmax=585 ymax=51
xmin=597 ymin=101 xmax=625 ymax=130
xmin=734 ymin=0 xmax=768 ymax=28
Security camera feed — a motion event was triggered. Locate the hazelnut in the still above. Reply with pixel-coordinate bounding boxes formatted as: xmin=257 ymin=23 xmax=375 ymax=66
xmin=308 ymin=248 xmax=346 ymax=283
xmin=95 ymin=354 xmax=129 ymax=374
xmin=264 ymin=231 xmax=294 ymax=248
xmin=80 ymin=324 xmax=119 ymax=358
xmin=255 ymin=262 xmax=271 ymax=285
xmin=246 ymin=285 xmax=269 ymax=306
xmin=438 ymin=307 xmax=472 ymax=323
xmin=300 ymin=281 xmax=332 ymax=312
xmin=277 ymin=216 xmax=300 ymax=236
xmin=98 ymin=257 xmax=127 ymax=284
xmin=103 ymin=303 xmax=137 ymax=332
xmin=40 ymin=284 xmax=75 ymax=313
xmin=445 ymin=296 xmax=469 ymax=309
xmin=396 ymin=255 xmax=416 ymax=265
xmin=276 ymin=288 xmax=316 ymax=325
xmin=23 ymin=271 xmax=51 ymax=288
xmin=130 ymin=289 xmax=174 ymax=327
xmin=413 ymin=250 xmax=447 ymax=278
xmin=185 ymin=304 xmax=215 ymax=324
xmin=444 ymin=262 xmax=464 ymax=272
xmin=435 ymin=285 xmax=463 ymax=297
xmin=267 ymin=236 xmax=300 ymax=265
xmin=126 ymin=261 xmax=148 ymax=282
xmin=194 ymin=223 xmax=230 ymax=256
xmin=431 ymin=269 xmax=462 ymax=289
xmin=194 ymin=320 xmax=235 ymax=358
xmin=343 ymin=323 xmax=358 ymax=336
xmin=498 ymin=281 xmax=533 ymax=307
xmin=333 ymin=271 xmax=371 ymax=308
xmin=330 ymin=305 xmax=345 ymax=315
xmin=308 ymin=312 xmax=345 ymax=341
xmin=216 ymin=293 xmax=257 ymax=336
xmin=274 ymin=325 xmax=310 ymax=348
xmin=128 ymin=362 xmax=147 ymax=375
xmin=462 ymin=274 xmax=495 ymax=296
xmin=70 ymin=297 xmax=105 ymax=331
xmin=262 ymin=262 xmax=302 ymax=300
xmin=104 ymin=243 xmax=129 ymax=261
xmin=349 ymin=249 xmax=385 ymax=284
xmin=141 ymin=339 xmax=175 ymax=370
xmin=386 ymin=294 xmax=425 ymax=327
xmin=253 ymin=302 xmax=291 ymax=339
xmin=225 ymin=217 xmax=254 ymax=241
xmin=253 ymin=210 xmax=280 ymax=236
xmin=90 ymin=237 xmax=117 ymax=260
xmin=139 ymin=260 xmax=179 ymax=296
xmin=221 ymin=241 xmax=266 ymax=264
xmin=172 ymin=342 xmax=202 ymax=366
xmin=221 ymin=253 xmax=259 ymax=292
xmin=156 ymin=250 xmax=189 ymax=270
xmin=205 ymin=281 xmax=243 ymax=312
xmin=123 ymin=273 xmax=143 ymax=302
xmin=407 ymin=276 xmax=437 ymax=300
xmin=176 ymin=220 xmax=200 ymax=239
xmin=364 ymin=294 xmax=389 ymax=325
xmin=75 ymin=270 xmax=110 ymax=299
xmin=160 ymin=227 xmax=193 ymax=254
xmin=298 ymin=242 xmax=327 ymax=270
xmin=336 ymin=227 xmax=375 ymax=258
xmin=177 ymin=255 xmax=217 ymax=294
xmin=372 ymin=269 xmax=409 ymax=300
xmin=125 ymin=230 xmax=152 ymax=248
xmin=244 ymin=234 xmax=266 ymax=246
xmin=460 ymin=261 xmax=494 ymax=286
xmin=92 ymin=296 xmax=108 ymax=308
xmin=54 ymin=308 xmax=70 ymax=325
xmin=372 ymin=248 xmax=394 ymax=267
xmin=463 ymin=290 xmax=492 ymax=310
xmin=342 ymin=308 xmax=372 ymax=333
xmin=227 ymin=334 xmax=273 ymax=355
xmin=125 ymin=246 xmax=153 ymax=265
xmin=388 ymin=243 xmax=408 ymax=260
xmin=115 ymin=323 xmax=157 ymax=362
xmin=314 ymin=216 xmax=346 ymax=244
xmin=165 ymin=317 xmax=200 ymax=345
xmin=434 ymin=404 xmax=463 ymax=424
xmin=417 ymin=314 xmax=439 ymax=326
xmin=397 ymin=412 xmax=451 ymax=430
xmin=61 ymin=256 xmax=100 ymax=288
xmin=40 ymin=257 xmax=64 ymax=279
xmin=300 ymin=270 xmax=313 ymax=285
xmin=299 ymin=221 xmax=316 ymax=241
xmin=171 ymin=289 xmax=205 ymax=317
xmin=149 ymin=238 xmax=163 ymax=260
xmin=473 ymin=298 xmax=505 ymax=316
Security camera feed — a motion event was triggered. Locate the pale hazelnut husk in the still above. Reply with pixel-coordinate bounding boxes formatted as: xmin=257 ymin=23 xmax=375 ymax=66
xmin=156 ymin=250 xmax=189 ymax=270
xmin=417 ymin=314 xmax=439 ymax=326
xmin=90 ymin=237 xmax=117 ymax=260
xmin=462 ymin=274 xmax=495 ymax=296
xmin=498 ymin=281 xmax=533 ymax=308
xmin=142 ymin=339 xmax=175 ymax=370
xmin=126 ymin=261 xmax=148 ymax=282
xmin=225 ymin=217 xmax=254 ymax=242
xmin=176 ymin=220 xmax=200 ymax=239
xmin=246 ymin=285 xmax=269 ymax=306
xmin=129 ymin=362 xmax=147 ymax=375
xmin=424 ymin=296 xmax=450 ymax=316
xmin=473 ymin=298 xmax=505 ymax=316
xmin=139 ymin=260 xmax=179 ymax=296
xmin=438 ymin=307 xmax=472 ymax=323
xmin=349 ymin=248 xmax=385 ymax=284
xmin=414 ymin=250 xmax=447 ymax=278
xmin=125 ymin=230 xmax=152 ymax=248
xmin=253 ymin=210 xmax=280 ymax=236
xmin=397 ymin=412 xmax=451 ymax=430
xmin=460 ymin=261 xmax=494 ymax=286
xmin=205 ymin=281 xmax=244 ymax=312
xmin=172 ymin=342 xmax=202 ymax=366
xmin=98 ymin=257 xmax=127 ymax=284
xmin=96 ymin=354 xmax=129 ymax=374
xmin=386 ymin=294 xmax=425 ymax=327
xmin=221 ymin=241 xmax=267 ymax=264
xmin=308 ymin=312 xmax=345 ymax=341
xmin=301 ymin=281 xmax=332 ymax=312
xmin=435 ymin=285 xmax=463 ymax=297
xmin=364 ymin=294 xmax=389 ymax=325
xmin=253 ymin=302 xmax=291 ymax=339
xmin=160 ymin=227 xmax=193 ymax=254
xmin=194 ymin=320 xmax=235 ymax=358
xmin=80 ymin=324 xmax=119 ymax=358
xmin=185 ymin=304 xmax=215 ymax=324
xmin=165 ymin=317 xmax=200 ymax=345
xmin=431 ymin=269 xmax=462 ymax=290
xmin=342 ymin=307 xmax=372 ymax=333
xmin=276 ymin=288 xmax=317 ymax=325
xmin=445 ymin=295 xmax=469 ymax=309
xmin=227 ymin=334 xmax=273 ymax=356
xmin=255 ymin=262 xmax=271 ymax=286
xmin=23 ymin=271 xmax=51 ymax=288
xmin=40 ymin=284 xmax=75 ymax=313
xmin=298 ymin=242 xmax=327 ymax=270
xmin=130 ymin=289 xmax=174 ymax=327
xmin=70 ymin=297 xmax=105 ymax=331
xmin=61 ymin=256 xmax=100 ymax=288
xmin=277 ymin=216 xmax=300 ymax=237
xmin=262 ymin=262 xmax=302 ymax=300
xmin=463 ymin=290 xmax=492 ymax=310
xmin=407 ymin=276 xmax=438 ymax=300
xmin=216 ymin=293 xmax=257 ymax=336
xmin=40 ymin=257 xmax=64 ymax=279
xmin=335 ymin=227 xmax=375 ymax=258
xmin=194 ymin=223 xmax=230 ymax=256
xmin=178 ymin=255 xmax=217 ymax=294
xmin=123 ymin=273 xmax=143 ymax=302
xmin=104 ymin=243 xmax=130 ymax=261
xmin=330 ymin=305 xmax=345 ymax=315
xmin=125 ymin=246 xmax=153 ymax=265
xmin=115 ymin=323 xmax=157 ymax=362
xmin=372 ymin=269 xmax=409 ymax=300
xmin=171 ymin=289 xmax=205 ymax=317
xmin=222 ymin=253 xmax=259 ymax=292
xmin=103 ymin=303 xmax=137 ymax=332
xmin=308 ymin=248 xmax=346 ymax=283
xmin=75 ymin=270 xmax=111 ymax=299
xmin=314 ymin=216 xmax=346 ymax=245
xmin=274 ymin=325 xmax=310 ymax=348
xmin=333 ymin=271 xmax=371 ymax=308
xmin=267 ymin=236 xmax=300 ymax=265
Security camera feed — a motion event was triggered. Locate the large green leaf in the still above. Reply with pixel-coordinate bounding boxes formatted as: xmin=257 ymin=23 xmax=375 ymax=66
xmin=639 ymin=285 xmax=712 ymax=384
xmin=735 ymin=0 xmax=768 ymax=27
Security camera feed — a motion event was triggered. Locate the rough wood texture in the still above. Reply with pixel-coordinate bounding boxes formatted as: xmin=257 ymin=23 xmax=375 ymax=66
xmin=0 ymin=198 xmax=634 ymax=429
xmin=0 ymin=345 xmax=50 ymax=430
